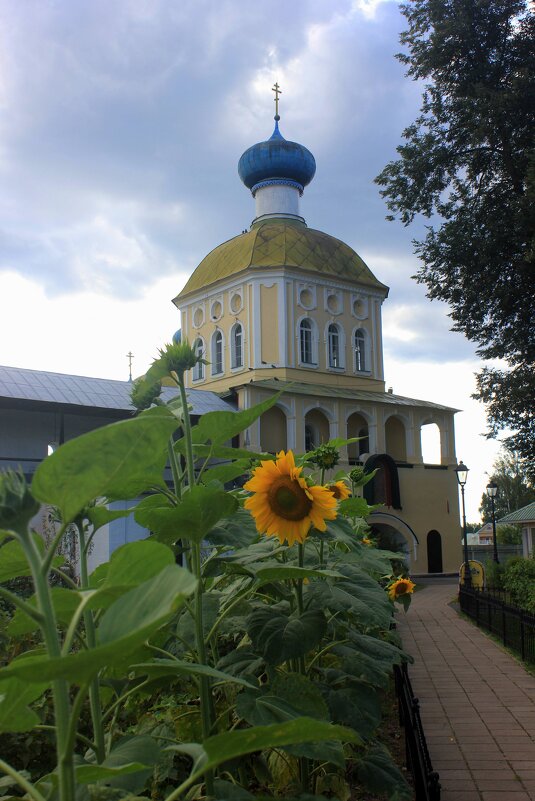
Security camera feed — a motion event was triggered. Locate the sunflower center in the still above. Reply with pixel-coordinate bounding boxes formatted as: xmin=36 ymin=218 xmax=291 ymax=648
xmin=395 ymin=581 xmax=408 ymax=596
xmin=267 ymin=476 xmax=312 ymax=521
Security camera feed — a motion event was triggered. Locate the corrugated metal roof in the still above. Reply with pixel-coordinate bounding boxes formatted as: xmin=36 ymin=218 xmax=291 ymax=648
xmin=0 ymin=365 xmax=235 ymax=416
xmin=499 ymin=502 xmax=535 ymax=524
xmin=247 ymin=378 xmax=459 ymax=413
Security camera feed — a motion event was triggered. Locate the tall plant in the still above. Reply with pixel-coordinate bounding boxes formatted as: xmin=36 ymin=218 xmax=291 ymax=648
xmin=0 ymin=341 xmax=414 ymax=801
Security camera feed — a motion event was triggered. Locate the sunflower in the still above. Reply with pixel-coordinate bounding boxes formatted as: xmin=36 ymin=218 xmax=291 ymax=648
xmin=388 ymin=577 xmax=416 ymax=601
xmin=244 ymin=450 xmax=337 ymax=546
xmin=327 ymin=481 xmax=350 ymax=501
xmin=361 ymin=536 xmax=373 ymax=546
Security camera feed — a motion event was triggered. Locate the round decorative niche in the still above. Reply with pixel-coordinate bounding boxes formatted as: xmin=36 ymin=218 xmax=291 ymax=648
xmin=327 ymin=293 xmax=339 ymax=313
xmin=193 ymin=307 xmax=204 ymax=328
xmin=230 ymin=292 xmax=242 ymax=314
xmin=211 ymin=300 xmax=222 ymax=321
xmin=352 ymin=295 xmax=369 ymax=320
xmin=299 ymin=288 xmax=313 ymax=308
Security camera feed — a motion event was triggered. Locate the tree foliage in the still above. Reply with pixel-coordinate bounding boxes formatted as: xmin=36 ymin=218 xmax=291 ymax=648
xmin=478 ymin=447 xmax=535 ymax=522
xmin=376 ymin=0 xmax=535 ymax=473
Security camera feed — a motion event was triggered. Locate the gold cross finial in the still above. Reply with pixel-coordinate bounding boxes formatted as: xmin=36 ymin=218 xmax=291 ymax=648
xmin=272 ymin=82 xmax=282 ymax=118
xmin=126 ymin=351 xmax=134 ymax=382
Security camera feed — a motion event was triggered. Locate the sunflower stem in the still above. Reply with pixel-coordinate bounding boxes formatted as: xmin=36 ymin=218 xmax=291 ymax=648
xmin=177 ymin=372 xmax=214 ymax=798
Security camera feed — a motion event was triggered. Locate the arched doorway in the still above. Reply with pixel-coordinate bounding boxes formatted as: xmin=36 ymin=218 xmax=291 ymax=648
xmin=367 ymin=511 xmax=419 ymax=567
xmin=260 ymin=406 xmax=287 ymax=454
xmin=304 ymin=409 xmax=330 ymax=451
xmin=346 ymin=412 xmax=369 ymax=464
xmin=427 ymin=530 xmax=443 ymax=573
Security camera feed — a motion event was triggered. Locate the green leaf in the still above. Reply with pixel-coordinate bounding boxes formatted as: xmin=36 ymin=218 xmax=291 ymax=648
xmin=356 ymin=744 xmax=412 ymax=800
xmin=216 ymin=648 xmax=265 ymax=679
xmin=185 ymin=444 xmax=269 ymax=460
xmin=135 ymin=485 xmax=238 ymax=545
xmin=96 ymin=734 xmax=161 ymax=793
xmin=0 ymin=674 xmax=48 ymax=733
xmin=31 ymin=406 xmax=178 ymax=523
xmin=89 ymin=539 xmax=175 ymax=593
xmin=213 ymin=779 xmax=255 ymax=801
xmin=8 ymin=587 xmax=81 ymax=636
xmin=0 ymin=565 xmax=196 ymax=683
xmin=86 ymin=505 xmax=132 ymax=532
xmin=75 ymin=762 xmax=148 ymax=783
xmin=176 ymin=592 xmax=220 ymax=642
xmin=327 ymin=685 xmax=382 ymax=739
xmin=338 ymin=497 xmax=373 ymax=518
xmin=205 ymin=508 xmax=259 ymax=550
xmin=200 ymin=460 xmax=250 ymax=485
xmin=132 ymin=658 xmax=255 ymax=687
xmin=0 ymin=533 xmax=63 ymax=582
xmin=247 ymin=607 xmax=327 ymax=665
xmin=254 ymin=566 xmax=343 ymax=585
xmin=190 ymin=392 xmax=283 ymax=446
xmin=0 ymin=539 xmax=31 ymax=582
xmin=169 ymin=717 xmax=360 ymax=777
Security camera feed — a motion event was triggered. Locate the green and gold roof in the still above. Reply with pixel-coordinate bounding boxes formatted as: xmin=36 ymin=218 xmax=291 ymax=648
xmin=174 ymin=219 xmax=388 ymax=302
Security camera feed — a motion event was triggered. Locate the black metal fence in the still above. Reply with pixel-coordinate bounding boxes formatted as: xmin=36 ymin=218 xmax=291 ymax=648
xmin=394 ymin=662 xmax=441 ymax=801
xmin=459 ymin=586 xmax=535 ymax=665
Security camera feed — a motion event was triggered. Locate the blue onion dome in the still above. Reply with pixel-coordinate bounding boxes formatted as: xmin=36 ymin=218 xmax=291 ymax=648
xmin=238 ymin=118 xmax=316 ymax=195
xmin=172 ymin=329 xmax=182 ymax=345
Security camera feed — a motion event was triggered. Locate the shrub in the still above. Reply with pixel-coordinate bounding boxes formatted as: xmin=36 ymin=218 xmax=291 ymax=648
xmin=503 ymin=557 xmax=535 ymax=612
xmin=485 ymin=559 xmax=505 ymax=591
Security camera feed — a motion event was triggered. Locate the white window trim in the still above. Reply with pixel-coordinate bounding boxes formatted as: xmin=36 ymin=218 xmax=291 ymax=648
xmin=230 ymin=321 xmax=246 ymax=371
xmin=192 ymin=337 xmax=206 ymax=383
xmin=325 ymin=321 xmax=346 ymax=371
xmin=352 ymin=326 xmax=372 ymax=374
xmin=211 ymin=328 xmax=225 ymax=376
xmin=296 ymin=315 xmax=319 ymax=368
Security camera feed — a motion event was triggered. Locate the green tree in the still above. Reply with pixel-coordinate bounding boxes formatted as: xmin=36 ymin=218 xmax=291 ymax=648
xmin=376 ymin=0 xmax=535 ymax=476
xmin=478 ymin=447 xmax=535 ymax=522
xmin=496 ymin=524 xmax=522 ymax=545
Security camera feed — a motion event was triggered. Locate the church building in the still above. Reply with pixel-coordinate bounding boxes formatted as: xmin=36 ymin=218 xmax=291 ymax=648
xmin=173 ymin=90 xmax=463 ymax=575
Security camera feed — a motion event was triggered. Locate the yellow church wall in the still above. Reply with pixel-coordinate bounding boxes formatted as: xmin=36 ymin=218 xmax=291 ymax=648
xmin=237 ymin=384 xmax=461 ymax=574
xmin=260 ymin=284 xmax=279 ymax=364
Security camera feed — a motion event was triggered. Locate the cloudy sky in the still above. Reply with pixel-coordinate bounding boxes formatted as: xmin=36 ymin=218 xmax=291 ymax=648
xmin=0 ymin=0 xmax=503 ymax=520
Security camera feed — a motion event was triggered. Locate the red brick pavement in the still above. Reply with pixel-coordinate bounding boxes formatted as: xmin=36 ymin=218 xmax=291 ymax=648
xmin=396 ymin=583 xmax=535 ymax=800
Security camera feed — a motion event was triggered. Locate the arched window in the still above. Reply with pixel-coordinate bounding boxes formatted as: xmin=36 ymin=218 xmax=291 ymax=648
xmin=328 ymin=324 xmax=341 ymax=368
xmin=192 ymin=338 xmax=204 ymax=381
xmin=299 ymin=318 xmax=314 ymax=365
xmin=231 ymin=323 xmax=243 ymax=369
xmin=211 ymin=330 xmax=223 ymax=375
xmin=354 ymin=329 xmax=366 ymax=372
xmin=305 ymin=424 xmax=315 ymax=452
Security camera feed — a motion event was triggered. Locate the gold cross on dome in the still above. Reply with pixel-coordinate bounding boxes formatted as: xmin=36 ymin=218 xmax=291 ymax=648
xmin=272 ymin=82 xmax=282 ymax=116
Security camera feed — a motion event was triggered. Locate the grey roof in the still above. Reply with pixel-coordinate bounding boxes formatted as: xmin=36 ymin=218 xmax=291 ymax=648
xmin=247 ymin=379 xmax=460 ymax=413
xmin=499 ymin=501 xmax=535 ymax=525
xmin=0 ymin=365 xmax=235 ymax=416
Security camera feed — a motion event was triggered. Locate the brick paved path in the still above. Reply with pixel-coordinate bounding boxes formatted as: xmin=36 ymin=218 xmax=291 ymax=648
xmin=396 ymin=583 xmax=535 ymax=801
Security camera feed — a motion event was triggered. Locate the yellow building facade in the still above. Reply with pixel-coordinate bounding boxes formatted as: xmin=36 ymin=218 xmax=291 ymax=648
xmin=173 ymin=108 xmax=463 ymax=575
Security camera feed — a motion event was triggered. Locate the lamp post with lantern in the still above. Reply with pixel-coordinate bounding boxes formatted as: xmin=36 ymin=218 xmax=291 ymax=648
xmin=486 ymin=480 xmax=499 ymax=564
xmin=455 ymin=461 xmax=471 ymax=587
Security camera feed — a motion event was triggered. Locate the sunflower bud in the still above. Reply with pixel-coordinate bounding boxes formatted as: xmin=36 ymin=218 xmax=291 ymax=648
xmin=310 ymin=443 xmax=340 ymax=470
xmin=147 ymin=340 xmax=205 ymax=385
xmin=130 ymin=377 xmax=163 ymax=411
xmin=0 ymin=469 xmax=40 ymax=534
xmin=349 ymin=467 xmax=366 ymax=485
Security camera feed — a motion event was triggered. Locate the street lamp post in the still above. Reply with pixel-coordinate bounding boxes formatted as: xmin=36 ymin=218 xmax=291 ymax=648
xmin=455 ymin=461 xmax=471 ymax=587
xmin=486 ymin=480 xmax=499 ymax=564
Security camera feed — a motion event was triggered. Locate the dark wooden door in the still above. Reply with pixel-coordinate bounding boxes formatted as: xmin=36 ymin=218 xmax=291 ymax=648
xmin=427 ymin=530 xmax=443 ymax=573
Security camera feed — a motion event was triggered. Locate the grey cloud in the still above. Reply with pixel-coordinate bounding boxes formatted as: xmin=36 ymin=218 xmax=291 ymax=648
xmin=0 ymin=0 xmax=452 ymax=344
